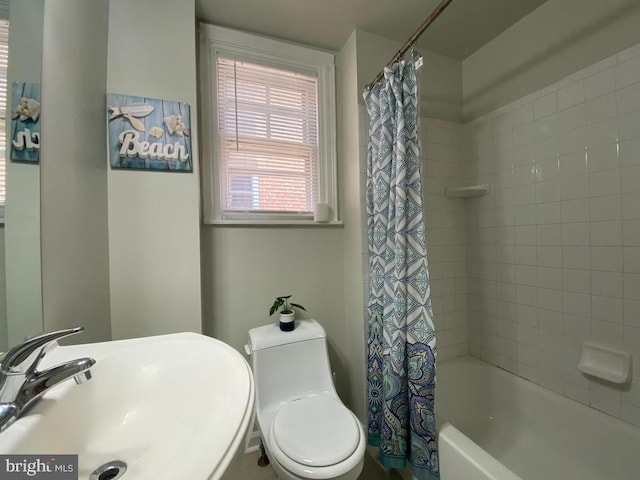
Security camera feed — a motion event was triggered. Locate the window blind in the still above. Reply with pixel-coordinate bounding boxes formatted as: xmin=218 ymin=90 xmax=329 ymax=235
xmin=216 ymin=55 xmax=319 ymax=215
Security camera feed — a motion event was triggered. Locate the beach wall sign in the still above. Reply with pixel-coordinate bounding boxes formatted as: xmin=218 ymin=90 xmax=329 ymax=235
xmin=11 ymin=82 xmax=41 ymax=163
xmin=107 ymin=93 xmax=192 ymax=172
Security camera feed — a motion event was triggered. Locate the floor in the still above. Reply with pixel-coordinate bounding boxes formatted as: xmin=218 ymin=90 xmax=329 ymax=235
xmin=222 ymin=450 xmax=390 ymax=480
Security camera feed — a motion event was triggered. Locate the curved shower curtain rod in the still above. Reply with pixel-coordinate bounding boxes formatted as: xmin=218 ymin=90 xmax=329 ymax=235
xmin=366 ymin=0 xmax=455 ymax=90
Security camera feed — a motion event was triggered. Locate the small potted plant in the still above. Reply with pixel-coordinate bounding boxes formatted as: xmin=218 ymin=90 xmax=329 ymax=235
xmin=269 ymin=295 xmax=307 ymax=332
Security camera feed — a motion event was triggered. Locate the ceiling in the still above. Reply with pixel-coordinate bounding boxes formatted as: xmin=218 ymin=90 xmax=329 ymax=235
xmin=196 ymin=0 xmax=549 ymax=60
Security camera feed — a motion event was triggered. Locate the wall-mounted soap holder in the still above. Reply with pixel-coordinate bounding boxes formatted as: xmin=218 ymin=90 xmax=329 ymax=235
xmin=445 ymin=184 xmax=490 ymax=197
xmin=578 ymin=342 xmax=632 ymax=384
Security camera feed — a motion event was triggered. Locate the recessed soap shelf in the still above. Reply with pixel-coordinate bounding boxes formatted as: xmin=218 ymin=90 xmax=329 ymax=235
xmin=445 ymin=184 xmax=490 ymax=197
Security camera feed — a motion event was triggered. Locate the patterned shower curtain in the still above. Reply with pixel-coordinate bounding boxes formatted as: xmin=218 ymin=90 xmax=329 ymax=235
xmin=364 ymin=58 xmax=439 ymax=480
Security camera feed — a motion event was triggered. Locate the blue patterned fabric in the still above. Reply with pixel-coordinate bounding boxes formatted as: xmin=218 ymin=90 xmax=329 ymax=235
xmin=364 ymin=59 xmax=438 ymax=480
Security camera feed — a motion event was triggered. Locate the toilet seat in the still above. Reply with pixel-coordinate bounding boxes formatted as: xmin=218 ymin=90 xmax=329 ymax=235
xmin=270 ymin=396 xmax=360 ymax=467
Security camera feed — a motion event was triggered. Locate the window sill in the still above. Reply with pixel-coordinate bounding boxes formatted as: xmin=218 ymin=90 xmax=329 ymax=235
xmin=205 ymin=220 xmax=343 ymax=227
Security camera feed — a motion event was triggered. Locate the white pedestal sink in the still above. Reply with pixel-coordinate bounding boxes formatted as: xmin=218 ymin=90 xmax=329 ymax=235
xmin=0 ymin=332 xmax=255 ymax=480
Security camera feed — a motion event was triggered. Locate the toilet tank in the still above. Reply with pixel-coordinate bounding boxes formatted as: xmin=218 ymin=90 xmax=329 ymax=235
xmin=248 ymin=319 xmax=336 ymax=409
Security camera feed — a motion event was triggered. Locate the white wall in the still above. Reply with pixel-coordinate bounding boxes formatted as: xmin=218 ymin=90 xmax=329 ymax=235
xmin=463 ymin=0 xmax=640 ymax=120
xmin=336 ymin=30 xmax=366 ymax=419
xmin=40 ymin=0 xmax=111 ymax=343
xmin=356 ymin=30 xmax=463 ymax=123
xmin=107 ymin=0 xmax=202 ymax=339
xmin=4 ymin=0 xmax=44 ymax=347
xmin=465 ymin=42 xmax=640 ymax=428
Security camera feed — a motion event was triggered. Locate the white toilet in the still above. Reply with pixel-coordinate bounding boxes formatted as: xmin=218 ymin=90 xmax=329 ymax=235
xmin=247 ymin=319 xmax=366 ymax=480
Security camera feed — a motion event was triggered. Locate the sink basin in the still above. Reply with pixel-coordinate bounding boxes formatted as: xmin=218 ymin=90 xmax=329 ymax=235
xmin=0 ymin=332 xmax=254 ymax=480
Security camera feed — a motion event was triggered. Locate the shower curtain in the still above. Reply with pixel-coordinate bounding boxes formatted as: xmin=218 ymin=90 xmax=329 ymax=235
xmin=364 ymin=58 xmax=439 ymax=480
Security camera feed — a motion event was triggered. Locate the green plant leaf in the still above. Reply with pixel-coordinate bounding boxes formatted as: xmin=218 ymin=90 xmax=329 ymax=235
xmin=269 ymin=297 xmax=285 ymax=316
xmin=290 ymin=303 xmax=307 ymax=311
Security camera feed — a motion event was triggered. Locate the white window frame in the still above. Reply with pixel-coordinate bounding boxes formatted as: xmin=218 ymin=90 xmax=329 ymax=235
xmin=199 ymin=23 xmax=339 ymax=225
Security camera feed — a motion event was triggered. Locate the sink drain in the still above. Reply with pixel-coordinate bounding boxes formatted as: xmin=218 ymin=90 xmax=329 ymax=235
xmin=90 ymin=461 xmax=127 ymax=480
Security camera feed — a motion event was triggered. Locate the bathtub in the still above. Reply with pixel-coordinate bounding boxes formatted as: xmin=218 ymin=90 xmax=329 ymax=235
xmin=435 ymin=356 xmax=640 ymax=480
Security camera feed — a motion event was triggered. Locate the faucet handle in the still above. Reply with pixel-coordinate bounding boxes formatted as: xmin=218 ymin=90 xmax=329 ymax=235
xmin=1 ymin=327 xmax=86 ymax=373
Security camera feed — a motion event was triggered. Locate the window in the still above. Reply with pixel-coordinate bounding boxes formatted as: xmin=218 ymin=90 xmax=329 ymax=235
xmin=0 ymin=15 xmax=8 ymax=222
xmin=200 ymin=24 xmax=338 ymax=224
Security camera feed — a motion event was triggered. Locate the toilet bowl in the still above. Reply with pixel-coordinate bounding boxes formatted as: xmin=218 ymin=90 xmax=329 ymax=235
xmin=248 ymin=319 xmax=365 ymax=480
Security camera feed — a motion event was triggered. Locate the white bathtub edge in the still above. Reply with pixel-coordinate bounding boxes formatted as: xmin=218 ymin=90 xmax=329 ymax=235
xmin=438 ymin=423 xmax=522 ymax=480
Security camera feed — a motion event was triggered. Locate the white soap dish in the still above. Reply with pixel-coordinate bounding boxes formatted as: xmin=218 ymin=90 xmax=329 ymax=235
xmin=578 ymin=342 xmax=632 ymax=384
xmin=445 ymin=184 xmax=490 ymax=197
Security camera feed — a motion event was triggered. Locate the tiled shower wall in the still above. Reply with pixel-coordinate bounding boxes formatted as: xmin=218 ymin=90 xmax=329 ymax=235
xmin=421 ymin=118 xmax=469 ymax=360
xmin=465 ymin=42 xmax=640 ymax=426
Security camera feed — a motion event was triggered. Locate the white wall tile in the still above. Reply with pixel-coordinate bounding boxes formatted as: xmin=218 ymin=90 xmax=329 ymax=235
xmin=591 ymin=246 xmax=622 ymax=272
xmin=619 ymin=139 xmax=640 ymax=168
xmin=516 ymin=304 xmax=538 ymax=326
xmin=587 ymin=143 xmax=618 ymax=173
xmin=590 ymin=382 xmax=621 ymax=417
xmin=534 ymin=137 xmax=559 ymax=161
xmin=562 ymin=246 xmax=590 ymax=269
xmin=563 ymin=314 xmax=591 ymax=340
xmin=537 ymin=224 xmax=562 ymax=245
xmin=563 ymin=291 xmax=591 ymax=317
xmin=621 ymin=165 xmax=640 ymax=193
xmin=557 ymin=81 xmax=585 ymax=111
xmin=591 ymin=318 xmax=622 ymax=345
xmin=535 ymin=115 xmax=558 ymax=140
xmin=462 ymin=44 xmax=640 ymax=429
xmin=624 ymin=299 xmax=640 ymax=327
xmin=624 ymin=246 xmax=640 ymax=273
xmin=559 ymin=128 xmax=586 ymax=155
xmin=538 ymin=308 xmax=563 ymax=333
xmin=536 ymin=202 xmax=561 ymax=224
xmin=511 ymin=102 xmax=533 ymax=127
xmin=624 ymin=220 xmax=640 ymax=246
xmin=616 ymin=81 xmax=640 ymax=115
xmin=618 ymin=110 xmax=640 ymax=141
xmin=590 ymin=195 xmax=621 ymax=222
xmin=561 ymin=199 xmax=589 ymax=223
xmin=533 ymin=92 xmax=558 ymax=119
xmin=590 ymin=221 xmax=621 ymax=246
xmin=558 ymin=104 xmax=586 ymax=132
xmin=562 ymin=222 xmax=590 ymax=245
xmin=615 ymin=55 xmax=640 ymax=89
xmin=538 ymin=266 xmax=562 ymax=290
xmin=588 ymin=169 xmax=621 ymax=197
xmin=585 ymin=93 xmax=617 ymax=125
xmin=622 ymin=192 xmax=640 ymax=220
xmin=535 ymin=158 xmax=560 ymax=183
xmin=561 ymin=175 xmax=589 ymax=200
xmin=584 ymin=68 xmax=616 ymax=101
xmin=563 ymin=268 xmax=591 ymax=293
xmin=560 ymin=152 xmax=587 ymax=178
xmin=592 ymin=295 xmax=623 ymax=323
xmin=539 ymin=287 xmax=563 ymax=312
xmin=586 ymin=118 xmax=618 ymax=148
xmin=591 ymin=271 xmax=622 ymax=298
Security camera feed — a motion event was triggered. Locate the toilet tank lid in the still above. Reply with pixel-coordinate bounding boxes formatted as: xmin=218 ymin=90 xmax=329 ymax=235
xmin=249 ymin=319 xmax=325 ymax=351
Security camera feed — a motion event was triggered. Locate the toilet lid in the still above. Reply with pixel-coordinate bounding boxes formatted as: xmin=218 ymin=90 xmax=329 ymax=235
xmin=272 ymin=396 xmax=360 ymax=467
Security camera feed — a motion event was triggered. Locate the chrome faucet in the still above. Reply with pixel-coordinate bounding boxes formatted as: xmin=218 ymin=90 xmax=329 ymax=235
xmin=0 ymin=327 xmax=95 ymax=433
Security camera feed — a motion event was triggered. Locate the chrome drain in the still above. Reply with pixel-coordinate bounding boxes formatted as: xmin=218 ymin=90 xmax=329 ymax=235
xmin=90 ymin=461 xmax=127 ymax=480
